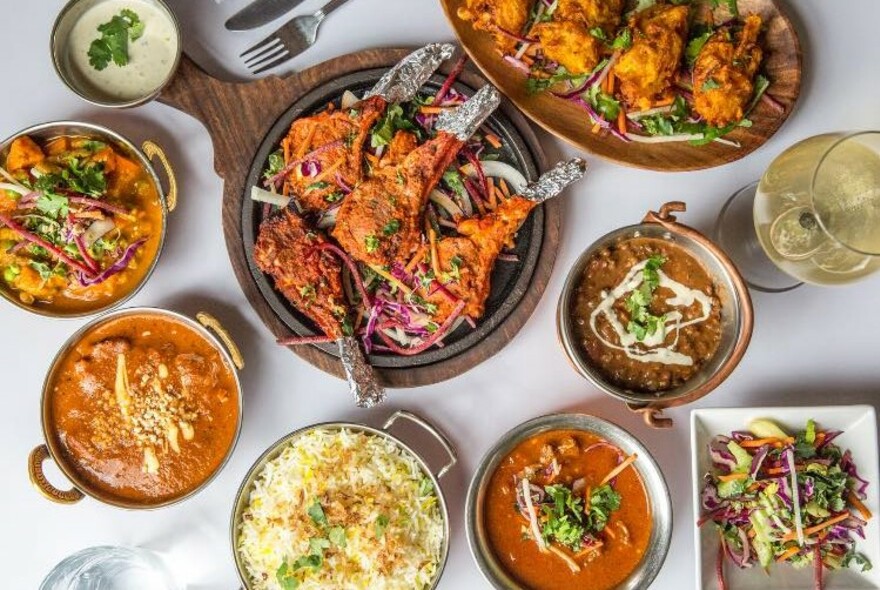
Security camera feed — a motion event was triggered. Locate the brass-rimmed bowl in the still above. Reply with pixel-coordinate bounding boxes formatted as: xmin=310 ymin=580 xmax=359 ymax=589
xmin=231 ymin=411 xmax=456 ymax=590
xmin=28 ymin=306 xmax=244 ymax=509
xmin=466 ymin=412 xmax=673 ymax=589
xmin=0 ymin=121 xmax=177 ymax=318
xmin=557 ymin=202 xmax=754 ymax=428
xmin=51 ymin=0 xmax=182 ymax=108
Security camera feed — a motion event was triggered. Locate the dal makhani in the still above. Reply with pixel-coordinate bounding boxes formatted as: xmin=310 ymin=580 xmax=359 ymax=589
xmin=571 ymin=236 xmax=722 ymax=392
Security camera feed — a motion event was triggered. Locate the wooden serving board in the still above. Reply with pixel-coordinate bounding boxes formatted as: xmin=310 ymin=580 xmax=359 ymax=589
xmin=440 ymin=0 xmax=802 ymax=171
xmin=158 ymin=48 xmax=558 ymax=388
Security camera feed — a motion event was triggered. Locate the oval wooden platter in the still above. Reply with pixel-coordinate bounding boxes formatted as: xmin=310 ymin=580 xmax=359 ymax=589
xmin=158 ymin=48 xmax=559 ymax=388
xmin=439 ymin=0 xmax=802 ymax=171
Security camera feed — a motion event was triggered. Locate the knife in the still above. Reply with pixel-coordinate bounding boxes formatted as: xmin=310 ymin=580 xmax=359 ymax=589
xmin=225 ymin=0 xmax=307 ymax=31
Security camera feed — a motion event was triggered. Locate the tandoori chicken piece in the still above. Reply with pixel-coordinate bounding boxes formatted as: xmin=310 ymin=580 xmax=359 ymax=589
xmin=457 ymin=0 xmax=534 ymax=52
xmin=332 ymin=86 xmax=501 ymax=269
xmin=693 ymin=15 xmax=764 ymax=127
xmin=613 ymin=4 xmax=690 ymax=110
xmin=426 ymin=158 xmax=588 ymax=323
xmin=426 ymin=195 xmax=536 ymax=321
xmin=253 ymin=209 xmax=348 ymax=338
xmin=533 ymin=0 xmax=625 ymax=75
xmin=275 ymin=96 xmax=386 ymax=215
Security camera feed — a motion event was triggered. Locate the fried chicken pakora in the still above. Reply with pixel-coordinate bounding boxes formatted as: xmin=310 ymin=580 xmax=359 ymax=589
xmin=533 ymin=0 xmax=625 ymax=76
xmin=613 ymin=4 xmax=690 ymax=109
xmin=457 ymin=0 xmax=533 ymax=51
xmin=693 ymin=15 xmax=763 ymax=127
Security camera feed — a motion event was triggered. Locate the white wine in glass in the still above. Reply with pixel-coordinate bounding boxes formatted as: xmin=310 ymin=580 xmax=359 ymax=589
xmin=754 ymin=132 xmax=880 ymax=285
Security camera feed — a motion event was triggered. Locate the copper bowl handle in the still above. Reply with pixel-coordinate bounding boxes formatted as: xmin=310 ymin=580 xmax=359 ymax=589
xmin=642 ymin=201 xmax=687 ymax=225
xmin=142 ymin=140 xmax=178 ymax=213
xmin=28 ymin=444 xmax=85 ymax=504
xmin=627 ymin=404 xmax=674 ymax=429
xmin=197 ymin=312 xmax=245 ymax=371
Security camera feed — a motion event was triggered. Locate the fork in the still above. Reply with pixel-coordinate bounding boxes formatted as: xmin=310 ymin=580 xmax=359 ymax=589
xmin=240 ymin=0 xmax=353 ymax=75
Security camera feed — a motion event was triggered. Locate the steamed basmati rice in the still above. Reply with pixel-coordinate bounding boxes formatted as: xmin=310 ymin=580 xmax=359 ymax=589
xmin=238 ymin=427 xmax=444 ymax=589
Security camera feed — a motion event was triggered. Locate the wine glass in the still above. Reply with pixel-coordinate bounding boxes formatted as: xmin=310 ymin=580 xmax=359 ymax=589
xmin=716 ymin=131 xmax=880 ymax=291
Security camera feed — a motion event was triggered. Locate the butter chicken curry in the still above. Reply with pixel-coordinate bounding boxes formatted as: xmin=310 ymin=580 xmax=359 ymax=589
xmin=48 ymin=312 xmax=239 ymax=505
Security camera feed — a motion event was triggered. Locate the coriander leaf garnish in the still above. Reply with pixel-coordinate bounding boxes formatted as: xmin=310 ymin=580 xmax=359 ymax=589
xmin=87 ymin=9 xmax=145 ymax=71
xmin=263 ymin=150 xmax=284 ymax=181
xmin=382 ymin=219 xmax=400 ymax=236
xmin=328 ymin=526 xmax=346 ymax=547
xmin=701 ymin=78 xmax=722 ymax=91
xmin=625 ymin=255 xmax=667 ymax=341
xmin=276 ymin=559 xmax=300 ymax=590
xmin=364 ymin=235 xmax=380 ymax=253
xmin=307 ymin=499 xmax=328 ymax=527
xmin=374 ymin=514 xmax=390 ymax=538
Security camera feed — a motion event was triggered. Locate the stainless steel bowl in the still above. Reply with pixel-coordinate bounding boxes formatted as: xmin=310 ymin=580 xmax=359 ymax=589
xmin=466 ymin=413 xmax=673 ymax=589
xmin=557 ymin=202 xmax=754 ymax=428
xmin=0 ymin=120 xmax=177 ymax=318
xmin=51 ymin=0 xmax=182 ymax=108
xmin=28 ymin=306 xmax=245 ymax=509
xmin=231 ymin=411 xmax=456 ymax=590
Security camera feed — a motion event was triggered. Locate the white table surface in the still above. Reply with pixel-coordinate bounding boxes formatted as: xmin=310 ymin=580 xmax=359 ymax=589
xmin=3 ymin=0 xmax=879 ymax=588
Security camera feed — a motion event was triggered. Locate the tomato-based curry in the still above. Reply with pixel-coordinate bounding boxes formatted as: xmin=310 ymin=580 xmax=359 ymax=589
xmin=484 ymin=429 xmax=652 ymax=590
xmin=48 ymin=313 xmax=239 ymax=505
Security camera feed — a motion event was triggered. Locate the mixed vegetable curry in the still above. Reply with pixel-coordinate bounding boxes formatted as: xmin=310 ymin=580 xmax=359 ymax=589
xmin=484 ymin=429 xmax=651 ymax=590
xmin=48 ymin=313 xmax=239 ymax=505
xmin=0 ymin=133 xmax=163 ymax=314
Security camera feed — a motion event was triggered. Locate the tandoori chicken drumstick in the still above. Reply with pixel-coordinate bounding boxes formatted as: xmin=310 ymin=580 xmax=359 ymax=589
xmin=331 ymin=85 xmax=502 ymax=269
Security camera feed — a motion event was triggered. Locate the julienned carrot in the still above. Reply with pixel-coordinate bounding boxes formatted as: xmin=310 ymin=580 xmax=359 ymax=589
xmin=428 ymin=227 xmax=441 ymax=279
xmin=499 ymin=179 xmax=511 ymax=198
xmin=368 ymin=264 xmax=413 ymax=296
xmin=296 ymin=123 xmax=317 ymax=159
xmin=616 ymin=108 xmax=627 ymax=135
xmin=485 ymin=133 xmax=503 ymax=149
xmin=591 ymin=121 xmax=601 ymax=134
xmin=419 ymin=106 xmax=448 ymax=115
xmin=782 ymin=513 xmax=850 ymax=542
xmin=717 ymin=472 xmax=749 ymax=482
xmin=405 ymin=245 xmax=427 ymax=273
xmin=849 ymin=492 xmax=873 ymax=520
xmin=740 ymin=437 xmax=794 ymax=448
xmin=776 ymin=545 xmax=800 ymax=562
xmin=600 ymin=453 xmax=637 ymax=486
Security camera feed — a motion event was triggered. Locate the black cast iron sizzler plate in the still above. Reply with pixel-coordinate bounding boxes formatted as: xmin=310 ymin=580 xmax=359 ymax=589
xmin=241 ymin=68 xmax=543 ymax=369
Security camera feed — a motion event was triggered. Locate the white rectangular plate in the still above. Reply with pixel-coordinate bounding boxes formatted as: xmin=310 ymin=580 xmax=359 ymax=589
xmin=691 ymin=405 xmax=880 ymax=590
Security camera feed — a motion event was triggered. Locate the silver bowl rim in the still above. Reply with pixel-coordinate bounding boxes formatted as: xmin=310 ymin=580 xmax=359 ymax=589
xmin=37 ymin=305 xmax=244 ymax=510
xmin=0 ymin=120 xmax=169 ymax=318
xmin=465 ymin=412 xmax=673 ymax=590
xmin=229 ymin=418 xmax=452 ymax=590
xmin=50 ymin=0 xmax=182 ymax=109
xmin=556 ymin=218 xmax=752 ymax=406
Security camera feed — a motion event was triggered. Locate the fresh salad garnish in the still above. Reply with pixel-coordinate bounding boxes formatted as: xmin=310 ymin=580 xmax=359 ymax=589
xmin=700 ymin=419 xmax=873 ymax=590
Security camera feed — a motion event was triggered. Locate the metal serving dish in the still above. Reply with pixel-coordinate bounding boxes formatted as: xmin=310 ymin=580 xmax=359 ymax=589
xmin=51 ymin=0 xmax=182 ymax=108
xmin=466 ymin=413 xmax=672 ymax=589
xmin=28 ymin=306 xmax=244 ymax=509
xmin=231 ymin=411 xmax=456 ymax=590
xmin=557 ymin=202 xmax=754 ymax=428
xmin=0 ymin=121 xmax=177 ymax=318
xmin=241 ymin=68 xmax=542 ymax=370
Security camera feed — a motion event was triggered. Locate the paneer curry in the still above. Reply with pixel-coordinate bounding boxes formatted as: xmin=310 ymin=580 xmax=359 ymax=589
xmin=47 ymin=312 xmax=240 ymax=505
xmin=458 ymin=0 xmax=774 ymax=147
xmin=0 ymin=133 xmax=163 ymax=315
xmin=485 ymin=429 xmax=651 ymax=590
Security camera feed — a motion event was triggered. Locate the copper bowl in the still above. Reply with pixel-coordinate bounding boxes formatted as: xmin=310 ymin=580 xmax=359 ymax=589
xmin=0 ymin=121 xmax=177 ymax=318
xmin=28 ymin=307 xmax=244 ymax=509
xmin=557 ymin=202 xmax=754 ymax=428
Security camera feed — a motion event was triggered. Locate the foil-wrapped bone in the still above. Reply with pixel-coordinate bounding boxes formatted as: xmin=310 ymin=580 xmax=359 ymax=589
xmin=436 ymin=85 xmax=502 ymax=141
xmin=337 ymin=336 xmax=386 ymax=408
xmin=520 ymin=158 xmax=588 ymax=202
xmin=365 ymin=43 xmax=456 ymax=104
